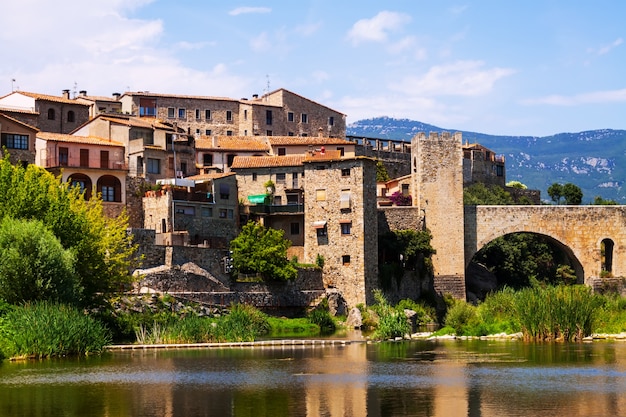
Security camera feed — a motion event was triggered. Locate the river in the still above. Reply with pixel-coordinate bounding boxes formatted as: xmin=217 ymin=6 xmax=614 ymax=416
xmin=1 ymin=337 xmax=625 ymax=416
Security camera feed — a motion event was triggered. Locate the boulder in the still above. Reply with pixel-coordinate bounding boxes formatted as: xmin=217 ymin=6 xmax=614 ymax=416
xmin=345 ymin=307 xmax=363 ymax=329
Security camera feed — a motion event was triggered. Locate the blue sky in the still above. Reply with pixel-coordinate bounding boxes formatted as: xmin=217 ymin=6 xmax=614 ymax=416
xmin=1 ymin=0 xmax=624 ymax=136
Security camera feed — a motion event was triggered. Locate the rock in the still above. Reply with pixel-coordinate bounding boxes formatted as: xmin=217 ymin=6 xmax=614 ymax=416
xmin=346 ymin=307 xmax=363 ymax=329
xmin=404 ymin=309 xmax=417 ymax=333
xmin=326 ymin=290 xmax=347 ymax=316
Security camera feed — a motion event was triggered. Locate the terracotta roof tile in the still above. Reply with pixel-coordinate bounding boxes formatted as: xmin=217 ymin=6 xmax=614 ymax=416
xmin=303 ymin=150 xmax=342 ymax=161
xmin=195 ymin=136 xmax=269 ymax=151
xmin=268 ymin=136 xmax=353 ymax=146
xmin=186 ymin=172 xmax=236 ymax=181
xmin=36 ymin=132 xmax=124 ymax=147
xmin=99 ymin=115 xmax=173 ymax=130
xmin=230 ymin=155 xmax=305 ymax=169
xmin=16 ymin=91 xmax=89 ymax=106
xmin=122 ymin=91 xmax=238 ymax=102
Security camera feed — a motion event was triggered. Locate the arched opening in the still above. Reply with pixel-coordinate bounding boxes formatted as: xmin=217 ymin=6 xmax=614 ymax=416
xmin=601 ymin=238 xmax=614 ymax=275
xmin=67 ymin=173 xmax=92 ymax=200
xmin=466 ymin=232 xmax=583 ymax=302
xmin=97 ymin=175 xmax=122 ymax=202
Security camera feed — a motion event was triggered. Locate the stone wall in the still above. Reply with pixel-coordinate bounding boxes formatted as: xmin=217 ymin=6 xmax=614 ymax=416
xmin=377 ymin=206 xmax=422 ymax=234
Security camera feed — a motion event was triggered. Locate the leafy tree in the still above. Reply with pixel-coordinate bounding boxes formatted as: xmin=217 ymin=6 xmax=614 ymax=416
xmin=0 ymin=218 xmax=80 ymax=305
xmin=463 ymin=183 xmax=514 ymax=205
xmin=0 ymin=158 xmax=136 ymax=306
xmin=592 ymin=196 xmax=618 ymax=205
xmin=547 ymin=183 xmax=563 ymax=204
xmin=376 ymin=161 xmax=390 ymax=182
xmin=562 ymin=183 xmax=583 ymax=205
xmin=230 ymin=221 xmax=297 ymax=281
xmin=548 ymin=182 xmax=582 ymax=205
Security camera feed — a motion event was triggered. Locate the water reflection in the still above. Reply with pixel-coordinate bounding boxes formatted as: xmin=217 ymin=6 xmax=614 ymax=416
xmin=1 ymin=339 xmax=626 ymax=416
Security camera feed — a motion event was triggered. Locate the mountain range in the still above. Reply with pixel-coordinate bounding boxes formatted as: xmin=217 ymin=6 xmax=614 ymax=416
xmin=347 ymin=117 xmax=626 ymax=203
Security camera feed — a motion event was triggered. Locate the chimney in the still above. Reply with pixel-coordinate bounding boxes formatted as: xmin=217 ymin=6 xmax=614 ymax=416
xmin=252 ymin=94 xmax=259 ymax=99
xmin=112 ymin=92 xmax=121 ymax=100
xmin=79 ymin=90 xmax=87 ymax=97
xmin=62 ymin=89 xmax=70 ymax=99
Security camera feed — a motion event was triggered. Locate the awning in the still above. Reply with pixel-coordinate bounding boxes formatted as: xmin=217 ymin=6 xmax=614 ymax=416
xmin=248 ymin=194 xmax=269 ymax=204
xmin=312 ymin=221 xmax=327 ymax=229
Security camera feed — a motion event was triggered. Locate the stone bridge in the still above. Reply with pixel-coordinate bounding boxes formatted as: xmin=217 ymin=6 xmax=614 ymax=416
xmin=464 ymin=205 xmax=626 ymax=285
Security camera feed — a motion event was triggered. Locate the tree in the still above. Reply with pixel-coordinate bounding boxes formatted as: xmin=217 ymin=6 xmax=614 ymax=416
xmin=376 ymin=161 xmax=390 ymax=182
xmin=230 ymin=221 xmax=297 ymax=281
xmin=562 ymin=183 xmax=583 ymax=205
xmin=0 ymin=217 xmax=80 ymax=304
xmin=592 ymin=196 xmax=618 ymax=205
xmin=0 ymin=158 xmax=136 ymax=306
xmin=463 ymin=183 xmax=514 ymax=205
xmin=547 ymin=183 xmax=563 ymax=204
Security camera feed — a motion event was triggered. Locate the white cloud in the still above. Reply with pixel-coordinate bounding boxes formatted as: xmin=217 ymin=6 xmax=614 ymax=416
xmin=346 ymin=11 xmax=411 ymax=46
xmin=228 ymin=7 xmax=271 ymax=16
xmin=176 ymin=41 xmax=216 ymax=51
xmin=522 ymin=88 xmax=626 ymax=106
xmin=390 ymin=60 xmax=516 ymax=97
xmin=596 ymin=38 xmax=623 ymax=56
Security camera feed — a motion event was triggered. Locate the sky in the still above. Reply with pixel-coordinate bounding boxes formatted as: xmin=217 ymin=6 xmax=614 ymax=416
xmin=1 ymin=0 xmax=624 ymax=137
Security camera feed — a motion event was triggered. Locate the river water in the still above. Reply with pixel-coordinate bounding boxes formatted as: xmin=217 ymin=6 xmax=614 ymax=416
xmin=1 ymin=338 xmax=625 ymax=417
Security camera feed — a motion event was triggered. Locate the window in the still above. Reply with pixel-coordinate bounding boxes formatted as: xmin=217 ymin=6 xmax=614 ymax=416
xmin=205 ymin=110 xmax=211 ymax=120
xmin=266 ymin=130 xmax=272 ymax=136
xmin=275 ymin=173 xmax=286 ymax=184
xmin=328 ymin=116 xmax=334 ymax=126
xmin=342 ymin=255 xmax=351 ymax=266
xmin=178 ymin=108 xmax=186 ymax=118
xmin=338 ymin=147 xmax=345 ymax=157
xmin=147 ymin=158 xmax=160 ymax=174
xmin=176 ymin=205 xmax=195 ymax=216
xmin=341 ymin=221 xmax=352 ymax=235
xmin=273 ymin=195 xmax=282 ymax=205
xmin=80 ymin=149 xmax=89 ymax=167
xmin=195 ymin=109 xmax=201 ymax=119
xmin=67 ymin=111 xmax=75 ymax=123
xmin=277 ymin=147 xmax=286 ymax=156
xmin=252 ymin=173 xmax=257 ymax=181
xmin=341 ymin=168 xmax=350 ymax=177
xmin=226 ymin=154 xmax=235 ymax=167
xmin=1 ymin=133 xmax=28 ymax=150
xmin=301 ymin=113 xmax=308 ymax=123
xmin=206 ymin=129 xmax=212 ymax=135
xmin=291 ymin=172 xmax=298 ymax=188
xmin=402 ymin=183 xmax=410 ymax=196
xmin=244 ymin=109 xmax=248 ymax=121
xmin=219 ymin=183 xmax=230 ymax=199
xmin=101 ymin=186 xmax=115 ymax=202
xmin=203 ymin=153 xmax=213 ymax=166
xmin=100 ymin=151 xmax=109 ymax=169
xmin=59 ymin=147 xmax=69 ymax=166
xmin=288 ymin=132 xmax=294 ymax=136
xmin=202 ymin=207 xmax=213 ymax=217
xmin=266 ymin=110 xmax=273 ymax=125
xmin=290 ymin=222 xmax=300 ymax=235
xmin=226 ymin=110 xmax=232 ymax=121
xmin=167 ymin=107 xmax=175 ymax=118
xmin=316 ymin=189 xmax=326 ymax=201
xmin=226 ymin=130 xmax=233 ymax=136
xmin=219 ymin=209 xmax=227 ymax=218
xmin=340 ymin=190 xmax=351 ymax=209
xmin=195 ymin=128 xmax=200 ymax=135
xmin=287 ymin=112 xmax=294 ymax=122
xmin=97 ymin=175 xmax=121 ymax=202
xmin=316 ymin=227 xmax=327 ymax=237
xmin=47 ymin=108 xmax=56 ymax=120
xmin=228 ymin=209 xmax=234 ymax=219
xmin=139 ymin=98 xmax=156 ymax=117
xmin=286 ymin=193 xmax=299 ymax=205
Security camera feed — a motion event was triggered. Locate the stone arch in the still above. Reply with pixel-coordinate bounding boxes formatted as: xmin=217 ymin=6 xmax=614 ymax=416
xmin=466 ymin=231 xmax=584 ymax=286
xmin=96 ymin=175 xmax=122 ymax=202
xmin=67 ymin=173 xmax=93 ymax=200
xmin=601 ymin=238 xmax=614 ymax=274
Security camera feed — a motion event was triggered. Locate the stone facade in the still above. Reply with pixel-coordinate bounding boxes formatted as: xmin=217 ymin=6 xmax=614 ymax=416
xmin=0 ymin=113 xmax=37 ymax=166
xmin=462 ymin=143 xmax=505 ymax=187
xmin=303 ymin=156 xmax=378 ymax=307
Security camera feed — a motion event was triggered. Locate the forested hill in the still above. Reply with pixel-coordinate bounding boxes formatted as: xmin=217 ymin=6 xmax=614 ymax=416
xmin=347 ymin=116 xmax=626 ymax=203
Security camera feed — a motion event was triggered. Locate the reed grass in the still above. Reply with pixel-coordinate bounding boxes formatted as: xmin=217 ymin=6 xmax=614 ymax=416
xmin=0 ymin=302 xmax=111 ymax=359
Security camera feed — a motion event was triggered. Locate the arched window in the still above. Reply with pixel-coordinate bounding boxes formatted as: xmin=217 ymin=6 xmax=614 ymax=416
xmin=68 ymin=174 xmax=93 ymax=200
xmin=97 ymin=175 xmax=122 ymax=202
xmin=67 ymin=111 xmax=75 ymax=123
xmin=601 ymin=238 xmax=614 ymax=274
xmin=47 ymin=108 xmax=56 ymax=120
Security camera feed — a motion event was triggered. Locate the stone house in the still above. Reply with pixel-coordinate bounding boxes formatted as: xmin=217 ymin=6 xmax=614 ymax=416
xmin=35 ymin=132 xmax=128 ymax=218
xmin=195 ymin=136 xmax=269 ymax=174
xmin=72 ymin=113 xmax=195 ymax=182
xmin=118 ymin=88 xmax=346 ymax=138
xmin=142 ymin=173 xmax=238 ymax=247
xmin=303 ymin=155 xmax=378 ymax=307
xmin=0 ymin=90 xmax=90 ymax=134
xmin=74 ymin=91 xmax=123 ymax=118
xmin=266 ymin=136 xmax=356 ymax=157
xmin=0 ymin=113 xmax=38 ymax=166
xmin=462 ymin=142 xmax=506 ymax=187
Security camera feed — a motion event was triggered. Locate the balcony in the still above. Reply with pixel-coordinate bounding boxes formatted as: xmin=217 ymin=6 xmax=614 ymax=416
xmin=41 ymin=156 xmax=128 ymax=170
xmin=248 ymin=204 xmax=304 ymax=215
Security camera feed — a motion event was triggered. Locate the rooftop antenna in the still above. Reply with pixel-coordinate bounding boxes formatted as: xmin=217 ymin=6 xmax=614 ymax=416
xmin=72 ymin=81 xmax=78 ymax=99
xmin=264 ymin=74 xmax=270 ymax=100
xmin=11 ymin=79 xmax=16 ymax=92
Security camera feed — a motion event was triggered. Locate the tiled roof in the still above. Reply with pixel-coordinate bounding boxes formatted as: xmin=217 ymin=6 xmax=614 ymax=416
xmin=303 ymin=150 xmax=343 ymax=161
xmin=195 ymin=136 xmax=269 ymax=151
xmin=0 ymin=113 xmax=39 ymax=131
xmin=16 ymin=91 xmax=89 ymax=106
xmin=99 ymin=115 xmax=173 ymax=130
xmin=0 ymin=107 xmax=39 ymax=115
xmin=268 ymin=136 xmax=353 ymax=146
xmin=122 ymin=91 xmax=238 ymax=102
xmin=36 ymin=132 xmax=124 ymax=147
xmin=258 ymin=88 xmax=346 ymax=115
xmin=186 ymin=172 xmax=236 ymax=181
xmin=76 ymin=95 xmax=121 ymax=103
xmin=230 ymin=155 xmax=305 ymax=169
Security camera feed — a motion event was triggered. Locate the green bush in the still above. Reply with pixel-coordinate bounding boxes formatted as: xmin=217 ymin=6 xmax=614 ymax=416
xmin=218 ymin=303 xmax=270 ymax=342
xmin=444 ymin=300 xmax=480 ymax=335
xmin=396 ymin=299 xmax=437 ymax=325
xmin=0 ymin=302 xmax=111 ymax=359
xmin=371 ymin=290 xmax=410 ymax=340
